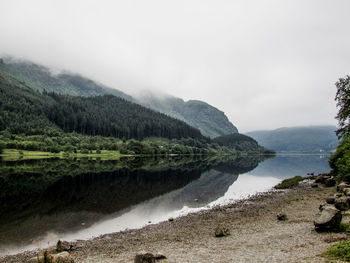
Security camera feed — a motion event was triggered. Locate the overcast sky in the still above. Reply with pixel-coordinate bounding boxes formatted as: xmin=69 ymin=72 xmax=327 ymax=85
xmin=1 ymin=0 xmax=349 ymax=132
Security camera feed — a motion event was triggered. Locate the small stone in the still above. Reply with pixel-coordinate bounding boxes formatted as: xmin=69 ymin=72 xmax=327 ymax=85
xmin=134 ymin=252 xmax=168 ymax=263
xmin=154 ymin=253 xmax=168 ymax=262
xmin=168 ymin=218 xmax=174 ymax=222
xmin=215 ymin=224 xmax=230 ymax=237
xmin=277 ymin=213 xmax=288 ymax=221
xmin=134 ymin=252 xmax=155 ymax=263
xmin=56 ymin=240 xmax=72 ymax=252
xmin=311 ymin=183 xmax=318 ymax=188
xmin=194 ymin=199 xmax=198 ymax=202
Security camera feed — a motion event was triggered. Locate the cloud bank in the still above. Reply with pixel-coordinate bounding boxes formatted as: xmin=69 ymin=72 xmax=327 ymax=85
xmin=1 ymin=0 xmax=349 ymax=131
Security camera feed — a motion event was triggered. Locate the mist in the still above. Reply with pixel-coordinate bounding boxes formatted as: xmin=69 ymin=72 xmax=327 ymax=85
xmin=1 ymin=0 xmax=349 ymax=132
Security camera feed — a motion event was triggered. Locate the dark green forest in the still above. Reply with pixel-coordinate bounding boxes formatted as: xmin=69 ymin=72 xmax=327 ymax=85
xmin=0 ymin=71 xmax=270 ymax=156
xmin=0 ymin=72 xmax=203 ymax=140
xmin=0 ymin=59 xmax=238 ymax=138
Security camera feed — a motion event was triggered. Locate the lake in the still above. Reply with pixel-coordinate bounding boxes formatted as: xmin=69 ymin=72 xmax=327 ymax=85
xmin=0 ymin=154 xmax=330 ymax=256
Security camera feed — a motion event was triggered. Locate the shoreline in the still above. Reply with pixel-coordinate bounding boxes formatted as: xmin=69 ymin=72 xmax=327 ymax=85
xmin=1 ymin=180 xmax=345 ymax=263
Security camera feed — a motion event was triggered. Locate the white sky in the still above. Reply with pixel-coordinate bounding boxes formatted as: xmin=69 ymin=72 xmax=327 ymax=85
xmin=1 ymin=0 xmax=349 ymax=132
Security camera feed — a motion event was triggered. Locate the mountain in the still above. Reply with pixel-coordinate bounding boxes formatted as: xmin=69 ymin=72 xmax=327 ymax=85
xmin=246 ymin=126 xmax=338 ymax=152
xmin=135 ymin=91 xmax=238 ymax=138
xmin=0 ymin=71 xmax=203 ymax=140
xmin=0 ymin=57 xmax=133 ymax=100
xmin=0 ymin=58 xmax=238 ymax=138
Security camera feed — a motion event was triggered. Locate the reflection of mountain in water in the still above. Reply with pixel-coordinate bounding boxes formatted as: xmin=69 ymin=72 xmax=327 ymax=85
xmin=45 ymin=168 xmax=202 ymax=214
xmin=249 ymin=154 xmax=330 ymax=178
xmin=168 ymin=170 xmax=238 ymax=207
xmin=0 ymin=155 xmax=264 ymax=252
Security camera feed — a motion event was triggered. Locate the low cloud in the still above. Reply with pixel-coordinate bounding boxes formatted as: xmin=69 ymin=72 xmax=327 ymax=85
xmin=0 ymin=0 xmax=349 ymax=131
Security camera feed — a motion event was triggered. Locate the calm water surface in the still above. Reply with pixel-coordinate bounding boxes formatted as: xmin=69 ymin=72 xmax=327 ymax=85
xmin=0 ymin=154 xmax=330 ymax=256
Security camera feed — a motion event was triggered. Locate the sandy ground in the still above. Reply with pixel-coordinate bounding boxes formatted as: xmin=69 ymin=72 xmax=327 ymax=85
xmin=2 ymin=180 xmax=348 ymax=263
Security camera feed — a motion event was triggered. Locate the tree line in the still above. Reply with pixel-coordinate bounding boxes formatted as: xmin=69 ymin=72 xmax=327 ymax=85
xmin=0 ymin=72 xmax=203 ymax=140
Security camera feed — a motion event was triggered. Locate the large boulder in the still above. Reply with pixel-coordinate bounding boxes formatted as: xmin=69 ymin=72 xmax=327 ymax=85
xmin=315 ymin=174 xmax=331 ymax=184
xmin=326 ymin=197 xmax=336 ymax=204
xmin=338 ymin=182 xmax=350 ymax=192
xmin=335 ymin=197 xmax=350 ymax=211
xmin=314 ymin=205 xmax=342 ymax=231
xmin=325 ymin=177 xmax=336 ymax=187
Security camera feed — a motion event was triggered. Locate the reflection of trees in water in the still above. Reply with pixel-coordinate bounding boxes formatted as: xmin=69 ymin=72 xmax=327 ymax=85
xmin=0 ymin=154 xmax=267 ymax=248
xmin=0 ymin=154 xmax=266 ymax=225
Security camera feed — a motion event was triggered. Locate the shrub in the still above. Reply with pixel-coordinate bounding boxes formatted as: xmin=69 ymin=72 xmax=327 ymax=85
xmin=274 ymin=176 xmax=304 ymax=189
xmin=329 ymin=135 xmax=350 ymax=182
xmin=80 ymin=149 xmax=89 ymax=154
xmin=322 ymin=239 xmax=350 ymax=261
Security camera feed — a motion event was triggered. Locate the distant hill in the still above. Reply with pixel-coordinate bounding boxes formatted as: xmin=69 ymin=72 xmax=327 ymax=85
xmin=136 ymin=91 xmax=238 ymax=138
xmin=246 ymin=126 xmax=338 ymax=152
xmin=0 ymin=58 xmax=238 ymax=138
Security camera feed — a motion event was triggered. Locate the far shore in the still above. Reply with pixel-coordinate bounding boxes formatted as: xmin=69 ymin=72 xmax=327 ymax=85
xmin=1 ymin=179 xmax=344 ymax=263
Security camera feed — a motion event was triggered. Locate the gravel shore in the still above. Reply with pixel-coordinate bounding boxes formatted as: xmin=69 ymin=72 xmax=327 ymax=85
xmin=2 ymin=180 xmax=347 ymax=263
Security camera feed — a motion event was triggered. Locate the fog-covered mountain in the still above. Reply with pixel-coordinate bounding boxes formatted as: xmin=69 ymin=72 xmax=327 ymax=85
xmin=0 ymin=58 xmax=238 ymax=138
xmin=135 ymin=90 xmax=238 ymax=138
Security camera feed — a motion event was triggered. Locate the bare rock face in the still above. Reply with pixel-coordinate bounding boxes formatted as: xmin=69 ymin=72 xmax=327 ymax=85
xmin=215 ymin=224 xmax=230 ymax=237
xmin=134 ymin=252 xmax=168 ymax=263
xmin=314 ymin=205 xmax=342 ymax=231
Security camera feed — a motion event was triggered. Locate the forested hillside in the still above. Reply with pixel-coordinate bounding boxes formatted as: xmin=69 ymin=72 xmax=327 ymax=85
xmin=246 ymin=126 xmax=338 ymax=152
xmin=213 ymin=133 xmax=274 ymax=154
xmin=0 ymin=72 xmax=203 ymax=140
xmin=0 ymin=58 xmax=238 ymax=138
xmin=136 ymin=91 xmax=238 ymax=138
